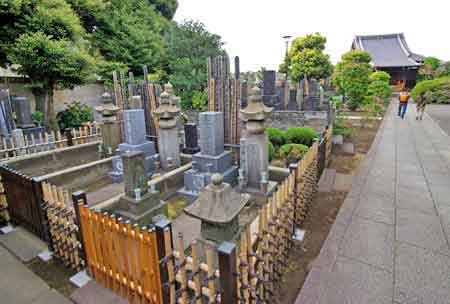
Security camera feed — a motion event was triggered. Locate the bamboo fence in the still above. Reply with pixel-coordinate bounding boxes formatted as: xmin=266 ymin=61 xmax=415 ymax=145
xmin=0 ymin=123 xmax=101 ymax=162
xmin=42 ymin=182 xmax=85 ymax=271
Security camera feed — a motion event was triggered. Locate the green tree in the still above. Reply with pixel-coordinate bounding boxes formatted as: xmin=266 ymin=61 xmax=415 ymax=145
xmin=367 ymin=71 xmax=392 ymax=103
xmin=92 ymin=0 xmax=167 ymax=75
xmin=418 ymin=56 xmax=441 ymax=81
xmin=332 ymin=50 xmax=372 ymax=110
xmin=148 ymin=0 xmax=178 ymax=19
xmin=9 ymin=32 xmax=94 ymax=129
xmin=279 ymin=33 xmax=333 ymax=81
xmin=165 ymin=19 xmax=225 ymax=109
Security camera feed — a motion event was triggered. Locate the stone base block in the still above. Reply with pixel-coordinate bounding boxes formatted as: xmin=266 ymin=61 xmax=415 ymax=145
xmin=119 ymin=141 xmax=156 ymax=156
xmin=192 ymin=150 xmax=234 ymax=173
xmin=116 ymin=194 xmax=168 ymax=225
xmin=22 ymin=126 xmax=45 ymax=139
xmin=176 ymin=187 xmax=198 ymax=204
xmin=242 ymin=180 xmax=278 ymax=197
xmin=181 ymin=166 xmax=238 ymax=198
xmin=182 ymin=147 xmax=200 ymax=154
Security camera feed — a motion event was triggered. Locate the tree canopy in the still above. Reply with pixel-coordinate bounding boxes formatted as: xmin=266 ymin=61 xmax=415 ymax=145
xmin=165 ymin=20 xmax=225 ymax=109
xmin=279 ymin=33 xmax=333 ymax=81
xmin=332 ymin=50 xmax=373 ymax=109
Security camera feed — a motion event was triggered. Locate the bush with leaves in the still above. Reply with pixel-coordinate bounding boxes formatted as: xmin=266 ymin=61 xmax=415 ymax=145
xmin=333 ymin=117 xmax=353 ymax=139
xmin=192 ymin=90 xmax=208 ymax=110
xmin=266 ymin=127 xmax=286 ymax=147
xmin=279 ymin=143 xmax=309 ymax=164
xmin=31 ymin=111 xmax=44 ymax=126
xmin=411 ymin=76 xmax=450 ymax=104
xmin=268 ymin=141 xmax=276 ymax=162
xmin=57 ymin=101 xmax=94 ymax=130
xmin=285 ymin=127 xmax=318 ymax=147
xmin=366 ymin=71 xmax=392 ymax=104
xmin=332 ymin=50 xmax=373 ymax=110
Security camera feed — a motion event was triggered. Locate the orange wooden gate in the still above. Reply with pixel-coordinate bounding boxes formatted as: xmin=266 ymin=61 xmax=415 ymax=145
xmin=79 ymin=205 xmax=163 ymax=303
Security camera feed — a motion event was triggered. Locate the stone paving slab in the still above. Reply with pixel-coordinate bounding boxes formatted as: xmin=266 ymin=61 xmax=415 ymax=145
xmin=395 ymin=242 xmax=450 ymax=304
xmin=70 ymin=281 xmax=127 ymax=304
xmin=333 ymin=173 xmax=353 ymax=192
xmin=318 ymin=169 xmax=336 ymax=193
xmin=0 ymin=226 xmax=48 ymax=262
xmin=340 ymin=217 xmax=394 ymax=272
xmin=296 ymin=101 xmax=450 ymax=304
xmin=0 ymin=244 xmax=69 ymax=304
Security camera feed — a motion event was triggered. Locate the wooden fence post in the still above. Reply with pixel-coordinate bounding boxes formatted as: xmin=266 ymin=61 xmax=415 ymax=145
xmin=65 ymin=128 xmax=73 ymax=146
xmin=289 ymin=163 xmax=298 ymax=233
xmin=218 ymin=241 xmax=238 ymax=304
xmin=72 ymin=191 xmax=88 ymax=272
xmin=155 ymin=218 xmax=173 ymax=304
xmin=32 ymin=178 xmax=51 ymax=245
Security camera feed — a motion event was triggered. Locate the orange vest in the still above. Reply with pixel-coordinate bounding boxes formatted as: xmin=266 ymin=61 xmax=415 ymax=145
xmin=399 ymin=93 xmax=410 ymax=103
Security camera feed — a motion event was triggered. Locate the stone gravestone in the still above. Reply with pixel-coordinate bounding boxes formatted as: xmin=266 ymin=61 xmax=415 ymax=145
xmin=109 ymin=95 xmax=157 ymax=183
xmin=116 ymin=151 xmax=167 ymax=224
xmin=178 ymin=112 xmax=238 ymax=203
xmin=182 ymin=123 xmax=200 ymax=154
xmin=12 ymin=96 xmax=34 ymax=129
xmin=240 ymin=87 xmax=277 ymax=195
xmin=288 ymin=89 xmax=299 ymax=111
xmin=262 ymin=70 xmax=281 ymax=110
xmin=0 ymin=90 xmax=15 ymax=136
xmin=184 ymin=173 xmax=250 ymax=243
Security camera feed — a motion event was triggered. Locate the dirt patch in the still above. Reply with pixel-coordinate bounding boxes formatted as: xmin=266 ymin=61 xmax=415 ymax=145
xmin=26 ymin=258 xmax=77 ymax=298
xmin=272 ymin=120 xmax=381 ymax=303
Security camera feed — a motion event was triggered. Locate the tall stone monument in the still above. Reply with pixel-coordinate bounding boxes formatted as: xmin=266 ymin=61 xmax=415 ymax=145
xmin=95 ymin=92 xmax=121 ymax=154
xmin=184 ymin=173 xmax=249 ymax=243
xmin=154 ymin=84 xmax=181 ymax=170
xmin=12 ymin=96 xmax=34 ymax=129
xmin=109 ymin=95 xmax=157 ymax=182
xmin=178 ymin=112 xmax=238 ymax=203
xmin=116 ymin=151 xmax=167 ymax=224
xmin=240 ymin=86 xmax=275 ymax=194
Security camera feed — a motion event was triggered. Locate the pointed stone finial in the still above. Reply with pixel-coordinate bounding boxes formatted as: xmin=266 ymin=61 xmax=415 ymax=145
xmin=164 ymin=83 xmax=174 ymax=96
xmin=240 ymin=86 xmax=273 ymax=134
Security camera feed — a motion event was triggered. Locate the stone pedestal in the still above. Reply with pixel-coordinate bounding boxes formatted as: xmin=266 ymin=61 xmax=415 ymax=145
xmin=240 ymin=87 xmax=274 ymax=195
xmin=178 ymin=112 xmax=238 ymax=203
xmin=154 ymin=84 xmax=181 ymax=171
xmin=101 ymin=121 xmax=121 ymax=152
xmin=158 ymin=127 xmax=180 ymax=169
xmin=115 ymin=151 xmax=167 ymax=225
xmin=12 ymin=96 xmax=34 ymax=129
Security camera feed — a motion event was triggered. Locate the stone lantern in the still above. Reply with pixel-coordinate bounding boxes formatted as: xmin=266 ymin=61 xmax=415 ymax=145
xmin=240 ymin=86 xmax=273 ymax=193
xmin=184 ymin=173 xmax=250 ymax=243
xmin=153 ymin=83 xmax=181 ymax=170
xmin=95 ymin=92 xmax=121 ymax=153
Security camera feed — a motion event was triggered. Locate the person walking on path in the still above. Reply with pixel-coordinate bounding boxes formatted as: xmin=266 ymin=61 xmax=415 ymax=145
xmin=398 ymin=89 xmax=410 ymax=119
xmin=416 ymin=91 xmax=432 ymax=121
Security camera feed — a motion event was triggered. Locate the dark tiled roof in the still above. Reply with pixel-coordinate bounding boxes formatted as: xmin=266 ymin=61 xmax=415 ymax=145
xmin=353 ymin=33 xmax=422 ymax=68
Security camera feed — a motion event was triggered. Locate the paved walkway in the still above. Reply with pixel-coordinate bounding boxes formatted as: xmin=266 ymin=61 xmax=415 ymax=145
xmin=295 ymin=101 xmax=450 ymax=304
xmin=0 ymin=243 xmax=71 ymax=303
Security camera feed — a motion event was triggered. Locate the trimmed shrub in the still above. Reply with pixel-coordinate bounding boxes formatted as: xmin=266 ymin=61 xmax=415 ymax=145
xmin=266 ymin=127 xmax=286 ymax=146
xmin=411 ymin=76 xmax=450 ymax=104
xmin=57 ymin=101 xmax=94 ymax=131
xmin=268 ymin=141 xmax=276 ymax=161
xmin=279 ymin=144 xmax=309 ymax=164
xmin=285 ymin=127 xmax=318 ymax=146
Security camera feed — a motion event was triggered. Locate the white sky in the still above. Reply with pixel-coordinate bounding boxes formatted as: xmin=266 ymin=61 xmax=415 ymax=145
xmin=174 ymin=0 xmax=449 ymax=72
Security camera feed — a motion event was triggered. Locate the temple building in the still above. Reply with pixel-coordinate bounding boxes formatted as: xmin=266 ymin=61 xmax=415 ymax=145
xmin=352 ymin=33 xmax=424 ymax=89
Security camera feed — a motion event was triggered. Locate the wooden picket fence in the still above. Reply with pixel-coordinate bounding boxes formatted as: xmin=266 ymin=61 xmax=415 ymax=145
xmin=78 ymin=201 xmax=163 ymax=304
xmin=325 ymin=125 xmax=333 ymax=166
xmin=42 ymin=182 xmax=85 ymax=271
xmin=0 ymin=174 xmax=9 ymax=223
xmin=0 ymin=123 xmax=101 ymax=162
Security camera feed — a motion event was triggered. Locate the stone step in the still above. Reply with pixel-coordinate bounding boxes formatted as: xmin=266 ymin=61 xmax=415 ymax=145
xmin=318 ymin=169 xmax=336 ymax=193
xmin=0 ymin=226 xmax=48 ymax=262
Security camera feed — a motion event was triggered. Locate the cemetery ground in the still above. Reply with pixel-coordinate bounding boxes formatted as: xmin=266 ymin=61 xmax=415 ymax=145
xmin=272 ymin=115 xmax=382 ymax=303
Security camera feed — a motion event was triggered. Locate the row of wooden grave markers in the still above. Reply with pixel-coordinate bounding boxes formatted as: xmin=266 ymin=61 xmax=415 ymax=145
xmin=0 ymin=123 xmax=101 ymax=162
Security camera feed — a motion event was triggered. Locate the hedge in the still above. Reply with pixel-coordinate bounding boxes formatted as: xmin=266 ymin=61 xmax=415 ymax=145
xmin=285 ymin=127 xmax=318 ymax=146
xmin=411 ymin=76 xmax=450 ymax=104
xmin=279 ymin=143 xmax=309 ymax=163
xmin=266 ymin=127 xmax=286 ymax=146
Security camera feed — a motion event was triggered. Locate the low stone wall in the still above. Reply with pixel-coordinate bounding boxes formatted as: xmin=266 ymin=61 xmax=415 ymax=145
xmin=184 ymin=109 xmax=330 ymax=133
